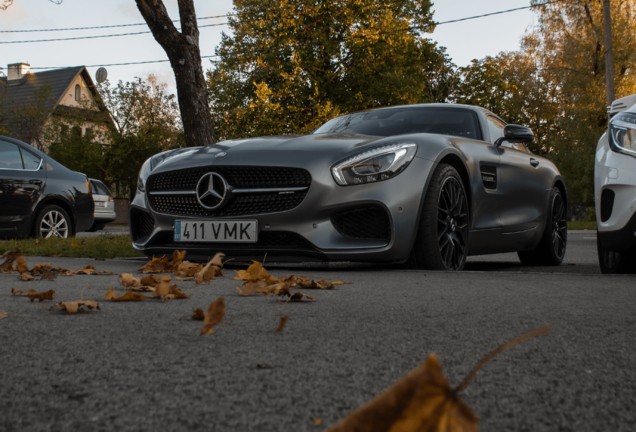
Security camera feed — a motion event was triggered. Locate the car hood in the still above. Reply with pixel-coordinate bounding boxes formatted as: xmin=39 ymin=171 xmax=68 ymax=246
xmin=151 ymin=134 xmax=385 ymax=174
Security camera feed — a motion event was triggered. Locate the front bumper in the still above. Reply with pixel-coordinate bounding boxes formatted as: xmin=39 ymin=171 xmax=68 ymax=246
xmin=597 ymin=211 xmax=636 ymax=253
xmin=94 ymin=210 xmax=116 ymax=223
xmin=129 ymin=157 xmax=434 ymax=262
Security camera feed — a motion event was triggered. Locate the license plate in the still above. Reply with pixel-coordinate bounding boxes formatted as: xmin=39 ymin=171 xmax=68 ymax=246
xmin=174 ymin=220 xmax=258 ymax=243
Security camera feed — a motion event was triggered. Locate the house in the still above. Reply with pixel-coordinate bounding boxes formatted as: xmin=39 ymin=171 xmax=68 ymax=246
xmin=0 ymin=62 xmax=113 ymax=151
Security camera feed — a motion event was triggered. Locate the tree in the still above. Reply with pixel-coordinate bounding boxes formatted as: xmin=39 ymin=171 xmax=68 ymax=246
xmin=135 ymin=0 xmax=215 ymax=147
xmin=48 ymin=75 xmax=184 ymax=197
xmin=207 ymin=0 xmax=455 ymax=140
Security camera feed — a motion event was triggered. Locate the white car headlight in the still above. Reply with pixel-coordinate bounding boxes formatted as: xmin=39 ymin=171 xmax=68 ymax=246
xmin=609 ymin=112 xmax=636 ymax=158
xmin=331 ymin=143 xmax=417 ymax=186
xmin=137 ymin=158 xmax=153 ymax=192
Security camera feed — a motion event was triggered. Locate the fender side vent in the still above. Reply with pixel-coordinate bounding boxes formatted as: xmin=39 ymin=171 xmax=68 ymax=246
xmin=480 ymin=165 xmax=497 ymax=190
xmin=600 ymin=189 xmax=615 ymax=222
xmin=130 ymin=208 xmax=155 ymax=242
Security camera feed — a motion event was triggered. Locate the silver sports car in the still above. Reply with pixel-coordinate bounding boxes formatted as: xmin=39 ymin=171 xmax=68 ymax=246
xmin=130 ymin=103 xmax=568 ymax=270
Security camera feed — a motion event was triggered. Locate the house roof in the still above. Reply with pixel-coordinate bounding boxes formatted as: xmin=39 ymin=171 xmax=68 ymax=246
xmin=0 ymin=66 xmax=114 ymax=137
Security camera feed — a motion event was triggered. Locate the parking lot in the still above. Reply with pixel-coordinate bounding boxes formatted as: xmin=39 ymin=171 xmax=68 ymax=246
xmin=1 ymin=230 xmax=634 ymax=432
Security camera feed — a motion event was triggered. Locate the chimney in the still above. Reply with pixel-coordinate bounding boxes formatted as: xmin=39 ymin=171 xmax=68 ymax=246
xmin=7 ymin=62 xmax=30 ymax=82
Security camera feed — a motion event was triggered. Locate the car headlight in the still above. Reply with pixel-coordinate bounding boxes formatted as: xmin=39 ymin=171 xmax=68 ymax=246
xmin=609 ymin=112 xmax=636 ymax=158
xmin=137 ymin=158 xmax=152 ymax=192
xmin=331 ymin=143 xmax=417 ymax=186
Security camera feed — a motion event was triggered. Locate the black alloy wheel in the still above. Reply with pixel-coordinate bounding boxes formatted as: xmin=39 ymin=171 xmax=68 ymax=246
xmin=518 ymin=187 xmax=567 ymax=266
xmin=437 ymin=176 xmax=469 ymax=270
xmin=407 ymin=164 xmax=470 ymax=270
xmin=550 ymin=192 xmax=567 ymax=261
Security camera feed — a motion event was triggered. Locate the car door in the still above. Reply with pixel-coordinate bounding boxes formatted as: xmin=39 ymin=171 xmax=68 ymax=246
xmin=486 ymin=116 xmax=547 ymax=234
xmin=0 ymin=141 xmax=46 ymax=233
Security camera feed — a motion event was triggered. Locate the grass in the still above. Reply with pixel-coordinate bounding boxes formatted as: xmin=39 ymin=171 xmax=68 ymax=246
xmin=567 ymin=221 xmax=597 ymax=230
xmin=0 ymin=235 xmax=143 ymax=260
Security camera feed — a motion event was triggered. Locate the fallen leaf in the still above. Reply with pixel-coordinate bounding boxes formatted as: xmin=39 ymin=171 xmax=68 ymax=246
xmin=140 ymin=275 xmax=172 ymax=286
xmin=31 ymin=263 xmax=52 ymax=275
xmin=41 ymin=270 xmax=59 ymax=281
xmin=71 ymin=241 xmax=81 ymax=249
xmin=332 ymin=281 xmax=352 ymax=285
xmin=119 ymin=273 xmax=141 ymax=288
xmin=210 ymin=252 xmax=225 ymax=267
xmin=199 ymin=297 xmax=225 ymax=336
xmin=313 ymin=417 xmax=323 ymax=428
xmin=16 ymin=256 xmax=28 ymax=274
xmin=191 ymin=308 xmax=205 ymax=320
xmin=279 ymin=292 xmax=315 ymax=304
xmin=276 ymin=315 xmax=289 ymax=333
xmin=51 ymin=299 xmax=100 ymax=314
xmin=0 ymin=311 xmax=7 ymax=320
xmin=195 ymin=259 xmax=222 ymax=285
xmin=176 ymin=276 xmax=195 ymax=281
xmin=234 ymin=260 xmax=270 ymax=282
xmin=105 ymin=286 xmax=150 ymax=301
xmin=0 ymin=249 xmax=21 ymax=273
xmin=26 ymin=290 xmax=55 ymax=302
xmin=299 ymin=278 xmax=334 ymax=289
xmin=175 ymin=261 xmax=203 ymax=277
xmin=236 ymin=280 xmax=266 ymax=296
xmin=326 ymin=325 xmax=551 ymax=432
xmin=76 ymin=265 xmax=96 ymax=275
xmin=11 ymin=288 xmax=36 ymax=296
xmin=20 ymin=273 xmax=34 ymax=281
xmin=257 ymin=282 xmax=290 ymax=295
xmin=138 ymin=256 xmax=171 ymax=273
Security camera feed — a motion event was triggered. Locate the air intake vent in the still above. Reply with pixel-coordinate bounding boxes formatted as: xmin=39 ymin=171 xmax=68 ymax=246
xmin=480 ymin=165 xmax=497 ymax=190
xmin=600 ymin=189 xmax=615 ymax=222
xmin=130 ymin=208 xmax=155 ymax=242
xmin=331 ymin=206 xmax=391 ymax=242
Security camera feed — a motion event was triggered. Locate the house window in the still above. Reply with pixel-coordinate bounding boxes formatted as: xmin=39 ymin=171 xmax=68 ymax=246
xmin=75 ymin=84 xmax=81 ymax=101
xmin=84 ymin=128 xmax=93 ymax=137
xmin=60 ymin=125 xmax=69 ymax=137
xmin=71 ymin=126 xmax=81 ymax=137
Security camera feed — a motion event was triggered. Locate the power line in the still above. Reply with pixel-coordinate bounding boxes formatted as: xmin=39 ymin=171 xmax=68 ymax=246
xmin=12 ymin=0 xmax=565 ymax=70
xmin=0 ymin=14 xmax=236 ymax=33
xmin=0 ymin=22 xmax=229 ymax=44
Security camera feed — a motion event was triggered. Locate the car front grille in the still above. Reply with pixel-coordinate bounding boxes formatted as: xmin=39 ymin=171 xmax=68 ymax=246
xmin=331 ymin=205 xmax=391 ymax=242
xmin=130 ymin=208 xmax=155 ymax=242
xmin=600 ymin=189 xmax=615 ymax=222
xmin=147 ymin=166 xmax=312 ymax=191
xmin=146 ymin=166 xmax=311 ymax=217
xmin=148 ymin=230 xmax=316 ymax=251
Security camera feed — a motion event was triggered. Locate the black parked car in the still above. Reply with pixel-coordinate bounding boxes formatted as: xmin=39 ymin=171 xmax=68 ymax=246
xmin=0 ymin=135 xmax=94 ymax=238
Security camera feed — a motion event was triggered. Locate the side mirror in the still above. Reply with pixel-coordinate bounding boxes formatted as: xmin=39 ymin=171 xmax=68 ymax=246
xmin=494 ymin=124 xmax=535 ymax=147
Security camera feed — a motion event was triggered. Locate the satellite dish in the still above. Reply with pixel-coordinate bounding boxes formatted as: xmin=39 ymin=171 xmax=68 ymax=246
xmin=95 ymin=67 xmax=108 ymax=84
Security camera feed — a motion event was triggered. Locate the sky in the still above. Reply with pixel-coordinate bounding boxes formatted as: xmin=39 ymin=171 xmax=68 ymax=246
xmin=0 ymin=0 xmax=538 ymax=94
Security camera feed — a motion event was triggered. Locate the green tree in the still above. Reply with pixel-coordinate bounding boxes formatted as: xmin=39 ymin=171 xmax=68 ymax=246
xmin=208 ymin=0 xmax=455 ymax=139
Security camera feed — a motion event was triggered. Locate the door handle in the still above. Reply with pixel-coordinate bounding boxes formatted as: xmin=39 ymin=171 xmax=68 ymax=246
xmin=530 ymin=158 xmax=540 ymax=167
xmin=29 ymin=179 xmax=42 ymax=185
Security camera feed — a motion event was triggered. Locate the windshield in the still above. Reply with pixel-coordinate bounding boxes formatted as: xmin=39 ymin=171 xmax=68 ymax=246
xmin=312 ymin=107 xmax=481 ymax=140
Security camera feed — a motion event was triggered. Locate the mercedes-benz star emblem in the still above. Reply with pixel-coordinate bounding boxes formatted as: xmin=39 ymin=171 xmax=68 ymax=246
xmin=196 ymin=172 xmax=228 ymax=210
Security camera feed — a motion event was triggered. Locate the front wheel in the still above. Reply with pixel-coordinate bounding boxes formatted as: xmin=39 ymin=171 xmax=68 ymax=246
xmin=597 ymin=233 xmax=635 ymax=274
xmin=407 ymin=164 xmax=469 ymax=270
xmin=33 ymin=205 xmax=72 ymax=239
xmin=517 ymin=187 xmax=567 ymax=266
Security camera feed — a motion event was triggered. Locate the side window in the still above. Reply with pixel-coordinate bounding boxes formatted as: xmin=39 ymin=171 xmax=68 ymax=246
xmin=486 ymin=115 xmax=506 ymax=143
xmin=75 ymin=84 xmax=81 ymax=101
xmin=20 ymin=148 xmax=42 ymax=170
xmin=0 ymin=142 xmax=25 ymax=170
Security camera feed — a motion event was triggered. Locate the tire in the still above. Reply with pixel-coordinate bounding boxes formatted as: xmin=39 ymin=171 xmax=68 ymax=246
xmin=597 ymin=232 xmax=636 ymax=274
xmin=517 ymin=187 xmax=567 ymax=266
xmin=87 ymin=222 xmax=106 ymax=232
xmin=407 ymin=164 xmax=469 ymax=270
xmin=33 ymin=205 xmax=72 ymax=239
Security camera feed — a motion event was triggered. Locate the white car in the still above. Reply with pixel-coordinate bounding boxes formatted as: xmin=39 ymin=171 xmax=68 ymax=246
xmin=595 ymin=94 xmax=636 ymax=273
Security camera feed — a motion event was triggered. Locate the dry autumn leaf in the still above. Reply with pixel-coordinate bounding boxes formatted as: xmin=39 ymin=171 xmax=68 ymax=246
xmin=236 ymin=280 xmax=266 ymax=296
xmin=0 ymin=249 xmax=22 ymax=273
xmin=279 ymin=292 xmax=315 ymax=304
xmin=105 ymin=286 xmax=150 ymax=302
xmin=20 ymin=273 xmax=34 ymax=281
xmin=195 ymin=257 xmax=223 ymax=285
xmin=140 ymin=275 xmax=172 ymax=286
xmin=27 ymin=290 xmax=55 ymax=303
xmin=200 ymin=297 xmax=225 ymax=336
xmin=50 ymin=288 xmax=100 ymax=314
xmin=276 ymin=315 xmax=289 ymax=333
xmin=326 ymin=325 xmax=551 ymax=432
xmin=0 ymin=311 xmax=7 ymax=320
xmin=11 ymin=288 xmax=36 ymax=296
xmin=41 ymin=270 xmax=58 ymax=281
xmin=16 ymin=256 xmax=28 ymax=274
xmin=191 ymin=308 xmax=205 ymax=320
xmin=119 ymin=273 xmax=141 ymax=288
xmin=313 ymin=417 xmax=323 ymax=428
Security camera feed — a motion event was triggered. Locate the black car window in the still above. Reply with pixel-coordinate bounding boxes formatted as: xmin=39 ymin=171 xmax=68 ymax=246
xmin=20 ymin=148 xmax=42 ymax=170
xmin=486 ymin=115 xmax=507 ymax=143
xmin=91 ymin=180 xmax=111 ymax=195
xmin=0 ymin=142 xmax=25 ymax=170
xmin=313 ymin=108 xmax=482 ymax=140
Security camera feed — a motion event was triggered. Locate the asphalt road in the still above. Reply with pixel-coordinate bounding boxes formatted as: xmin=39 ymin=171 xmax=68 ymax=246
xmin=1 ymin=231 xmax=634 ymax=432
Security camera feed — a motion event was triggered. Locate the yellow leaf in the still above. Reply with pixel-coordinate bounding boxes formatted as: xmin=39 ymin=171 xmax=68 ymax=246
xmin=199 ymin=297 xmax=225 ymax=336
xmin=119 ymin=273 xmax=141 ymax=288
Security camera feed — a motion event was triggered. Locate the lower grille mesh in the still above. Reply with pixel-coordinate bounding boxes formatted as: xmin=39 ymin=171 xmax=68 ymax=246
xmin=600 ymin=189 xmax=615 ymax=222
xmin=130 ymin=209 xmax=155 ymax=242
xmin=149 ymin=192 xmax=307 ymax=217
xmin=331 ymin=206 xmax=391 ymax=241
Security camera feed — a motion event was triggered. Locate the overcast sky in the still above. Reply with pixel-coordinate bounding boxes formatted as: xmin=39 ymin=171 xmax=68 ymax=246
xmin=1 ymin=0 xmax=537 ymax=93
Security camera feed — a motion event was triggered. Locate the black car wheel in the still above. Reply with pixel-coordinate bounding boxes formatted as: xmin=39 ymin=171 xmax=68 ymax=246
xmin=34 ymin=205 xmax=72 ymax=239
xmin=518 ymin=187 xmax=567 ymax=266
xmin=597 ymin=233 xmax=635 ymax=274
xmin=408 ymin=164 xmax=469 ymax=270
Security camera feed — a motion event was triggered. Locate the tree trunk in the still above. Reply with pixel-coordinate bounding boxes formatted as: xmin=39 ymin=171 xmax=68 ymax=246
xmin=603 ymin=0 xmax=616 ymax=107
xmin=135 ymin=0 xmax=215 ymax=147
